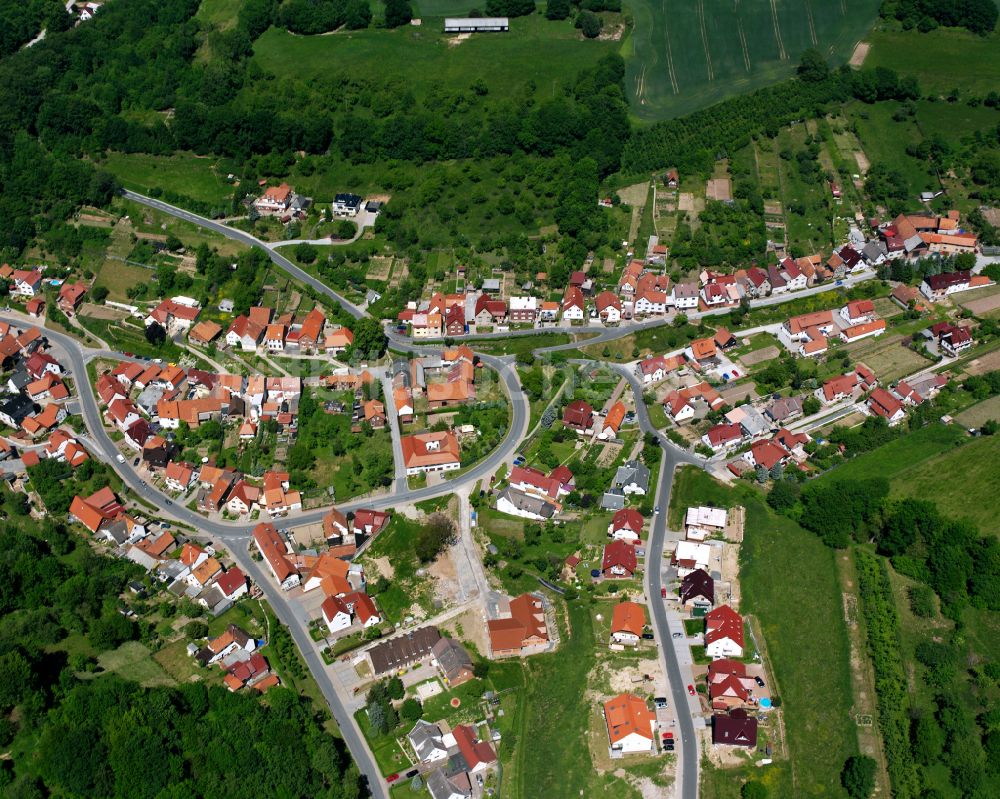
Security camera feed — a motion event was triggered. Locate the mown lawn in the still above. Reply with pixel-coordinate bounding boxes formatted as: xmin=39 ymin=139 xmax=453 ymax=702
xmin=252 ymin=15 xmax=614 ymax=104
xmin=671 ymin=468 xmax=858 ymax=799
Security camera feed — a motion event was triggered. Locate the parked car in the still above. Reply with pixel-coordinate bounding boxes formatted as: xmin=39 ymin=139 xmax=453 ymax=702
xmin=672 ymin=632 xmax=683 ymax=639
xmin=654 ymin=697 xmax=668 ymax=709
xmin=386 ymin=774 xmax=400 ymax=784
xmin=754 ymin=676 xmax=765 ymax=687
xmin=404 ymin=770 xmax=418 ymax=779
xmin=687 ymin=684 xmax=695 ymax=696
xmin=641 ymin=632 xmax=654 ymax=640
xmin=660 ymin=587 xmax=667 ymax=599
xmin=654 ymin=505 xmax=660 ymax=514
xmin=662 ymin=731 xmax=673 ymax=739
xmin=132 ymin=457 xmax=139 ymax=466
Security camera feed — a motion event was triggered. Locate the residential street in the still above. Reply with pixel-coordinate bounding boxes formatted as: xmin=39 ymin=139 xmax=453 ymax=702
xmin=45 ymin=188 xmax=910 ymax=799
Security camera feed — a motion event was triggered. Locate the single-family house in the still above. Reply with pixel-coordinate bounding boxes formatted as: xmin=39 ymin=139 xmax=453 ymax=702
xmin=680 ymin=568 xmax=714 ymax=609
xmin=705 ymin=605 xmax=744 ymax=659
xmin=599 ymin=401 xmax=627 ymax=440
xmin=602 ymin=540 xmax=637 ymax=579
xmin=610 ymin=601 xmax=646 ymax=646
xmin=608 ymin=508 xmax=644 ymax=543
xmin=401 ymin=431 xmax=461 ymax=476
xmin=487 ymin=593 xmax=549 ymax=657
xmin=604 ymin=693 xmax=656 ymax=755
xmin=562 ymin=399 xmax=594 ymax=433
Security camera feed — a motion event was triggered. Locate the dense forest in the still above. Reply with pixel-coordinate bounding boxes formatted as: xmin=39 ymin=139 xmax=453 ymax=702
xmin=0 ymin=489 xmax=363 ymax=797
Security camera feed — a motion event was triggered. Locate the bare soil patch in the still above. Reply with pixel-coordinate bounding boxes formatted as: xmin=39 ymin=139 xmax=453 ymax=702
xmin=738 ymin=346 xmax=779 ymax=368
xmin=705 ymin=178 xmax=732 ymax=203
xmin=848 ymin=41 xmax=870 ymax=68
xmin=961 ymin=293 xmax=1000 ymax=316
xmin=79 ymin=303 xmax=127 ymax=321
xmin=964 ymin=348 xmax=1000 ymax=376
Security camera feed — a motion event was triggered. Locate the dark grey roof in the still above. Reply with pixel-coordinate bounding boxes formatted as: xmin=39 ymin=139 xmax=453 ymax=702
xmin=408 ymin=719 xmax=447 ymax=763
xmin=613 ymin=460 xmax=649 ymax=492
xmin=425 ymin=768 xmax=471 ymax=799
xmin=368 ymin=626 xmax=441 ymax=675
xmin=432 ymin=637 xmax=473 ymax=681
xmin=7 ymin=368 xmax=30 ymax=391
xmin=334 ymin=193 xmax=363 ymax=207
xmin=601 ymin=487 xmax=626 ymax=510
xmin=680 ymin=569 xmax=714 ymax=604
xmin=497 ymin=486 xmax=556 ymax=519
xmin=0 ymin=393 xmax=34 ymax=422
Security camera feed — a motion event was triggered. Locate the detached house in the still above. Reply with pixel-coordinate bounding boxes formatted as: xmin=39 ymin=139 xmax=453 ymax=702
xmin=226 ymin=316 xmax=265 ymax=351
xmin=596 ymin=291 xmax=622 ymax=324
xmin=602 ymin=540 xmax=637 ymax=579
xmin=57 ymin=282 xmax=87 ymax=316
xmin=561 ymin=286 xmax=585 ymax=321
xmin=867 ymin=387 xmax=906 ymax=425
xmin=680 ymin=568 xmax=714 ymax=610
xmin=562 ymin=399 xmax=594 ymax=434
xmin=604 ymin=693 xmax=656 ymax=755
xmin=599 ymin=401 xmax=627 ymax=440
xmin=610 ymin=601 xmax=646 ymax=646
xmin=705 ymin=605 xmax=744 ymax=659
xmin=840 ymin=299 xmax=876 ymax=326
xmin=487 ymin=593 xmax=549 ymax=658
xmin=401 ymin=431 xmax=461 ymax=476
xmin=608 ymin=508 xmax=644 ymax=543
xmin=10 ymin=269 xmax=43 ymax=297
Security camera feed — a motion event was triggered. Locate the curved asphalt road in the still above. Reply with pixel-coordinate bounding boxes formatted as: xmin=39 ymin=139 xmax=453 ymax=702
xmin=99 ymin=190 xmax=867 ymax=799
xmin=121 ymin=191 xmax=366 ymax=321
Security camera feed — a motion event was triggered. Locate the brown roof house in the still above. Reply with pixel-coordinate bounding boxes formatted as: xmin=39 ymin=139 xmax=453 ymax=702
xmin=487 ymin=593 xmax=549 ymax=658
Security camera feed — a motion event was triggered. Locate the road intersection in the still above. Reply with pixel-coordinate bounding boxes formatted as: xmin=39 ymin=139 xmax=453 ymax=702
xmin=38 ymin=190 xmax=895 ymax=799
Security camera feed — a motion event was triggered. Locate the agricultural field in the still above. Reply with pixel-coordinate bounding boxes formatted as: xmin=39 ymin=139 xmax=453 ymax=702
xmin=625 ymin=0 xmax=881 ymax=122
xmin=670 ymin=469 xmax=858 ymax=799
xmin=840 ymin=332 xmax=935 ymax=383
xmin=864 ymin=25 xmax=1000 ymax=97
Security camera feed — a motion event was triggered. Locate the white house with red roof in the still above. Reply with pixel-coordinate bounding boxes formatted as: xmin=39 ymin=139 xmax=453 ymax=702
xmin=321 ymin=595 xmax=352 ymax=633
xmin=10 ymin=269 xmax=43 ymax=297
xmin=840 ymin=299 xmax=876 ymax=326
xmin=702 ymin=423 xmax=742 ymax=452
xmin=604 ymin=693 xmax=656 ymax=755
xmin=596 ymin=291 xmax=622 ymax=324
xmin=561 ymin=286 xmax=585 ymax=321
xmin=741 ymin=440 xmax=790 ymax=471
xmin=608 ymin=508 xmax=644 ymax=543
xmin=705 ymin=605 xmax=744 ymax=659
xmin=867 ymin=387 xmax=906 ymax=425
